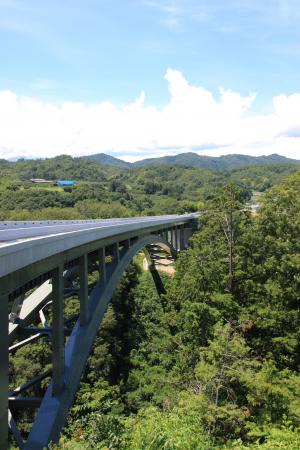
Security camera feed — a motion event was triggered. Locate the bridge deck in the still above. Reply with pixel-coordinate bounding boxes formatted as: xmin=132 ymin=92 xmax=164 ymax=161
xmin=0 ymin=215 xmax=194 ymax=279
xmin=0 ymin=215 xmax=199 ymax=449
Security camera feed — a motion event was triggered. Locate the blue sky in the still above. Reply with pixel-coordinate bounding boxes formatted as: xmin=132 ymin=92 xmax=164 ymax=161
xmin=0 ymin=0 xmax=300 ymax=160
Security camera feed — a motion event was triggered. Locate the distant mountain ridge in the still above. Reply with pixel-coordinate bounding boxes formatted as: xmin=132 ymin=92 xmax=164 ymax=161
xmin=87 ymin=153 xmax=130 ymax=168
xmin=86 ymin=152 xmax=300 ymax=170
xmin=1 ymin=152 xmax=299 ymax=170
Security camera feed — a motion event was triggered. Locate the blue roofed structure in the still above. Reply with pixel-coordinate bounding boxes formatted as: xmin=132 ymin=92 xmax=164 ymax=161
xmin=56 ymin=180 xmax=76 ymax=186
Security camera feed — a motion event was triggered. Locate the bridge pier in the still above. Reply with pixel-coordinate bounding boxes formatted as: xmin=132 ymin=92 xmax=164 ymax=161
xmin=52 ymin=265 xmax=65 ymax=396
xmin=1 ymin=215 xmax=198 ymax=448
xmin=164 ymin=229 xmax=168 ymax=243
xmin=79 ymin=254 xmax=89 ymax=327
xmin=0 ymin=293 xmax=8 ymax=450
xmin=98 ymin=248 xmax=106 ymax=285
xmin=180 ymin=225 xmax=185 ymax=250
xmin=123 ymin=239 xmax=130 ymax=251
xmin=112 ymin=242 xmax=120 ymax=265
xmin=169 ymin=228 xmax=174 ymax=248
xmin=174 ymin=226 xmax=179 ymax=251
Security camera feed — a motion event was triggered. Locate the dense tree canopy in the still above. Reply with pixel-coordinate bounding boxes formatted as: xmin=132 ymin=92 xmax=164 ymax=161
xmin=0 ymin=156 xmax=297 ymax=220
xmin=7 ymin=161 xmax=300 ymax=449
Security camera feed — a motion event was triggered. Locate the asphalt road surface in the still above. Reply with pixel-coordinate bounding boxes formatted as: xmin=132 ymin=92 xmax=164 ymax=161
xmin=0 ymin=216 xmax=187 ymax=244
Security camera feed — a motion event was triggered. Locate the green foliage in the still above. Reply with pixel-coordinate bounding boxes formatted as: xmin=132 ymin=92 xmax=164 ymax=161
xmin=123 ymin=406 xmax=212 ymax=450
xmin=121 ymin=151 xmax=300 ymax=170
xmin=7 ymin=162 xmax=300 ymax=449
xmin=0 ymin=154 xmax=297 ymax=219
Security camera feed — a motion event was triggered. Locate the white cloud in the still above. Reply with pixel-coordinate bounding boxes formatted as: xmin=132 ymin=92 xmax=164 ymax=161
xmin=0 ymin=69 xmax=300 ymax=161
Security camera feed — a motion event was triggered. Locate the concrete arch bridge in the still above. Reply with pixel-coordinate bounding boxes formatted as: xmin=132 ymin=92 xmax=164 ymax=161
xmin=0 ymin=215 xmax=198 ymax=449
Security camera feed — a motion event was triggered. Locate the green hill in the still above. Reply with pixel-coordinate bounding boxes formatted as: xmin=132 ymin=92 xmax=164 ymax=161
xmin=0 ymin=153 xmax=298 ymax=221
xmin=86 ymin=153 xmax=131 ymax=168
xmin=86 ymin=152 xmax=300 ymax=170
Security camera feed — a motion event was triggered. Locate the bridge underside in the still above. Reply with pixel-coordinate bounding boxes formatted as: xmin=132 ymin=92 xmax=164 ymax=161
xmin=1 ymin=224 xmax=195 ymax=449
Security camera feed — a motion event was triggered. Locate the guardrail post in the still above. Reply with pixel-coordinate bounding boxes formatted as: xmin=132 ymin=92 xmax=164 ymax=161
xmin=98 ymin=248 xmax=106 ymax=285
xmin=79 ymin=254 xmax=89 ymax=326
xmin=0 ymin=293 xmax=8 ymax=449
xmin=52 ymin=265 xmax=65 ymax=396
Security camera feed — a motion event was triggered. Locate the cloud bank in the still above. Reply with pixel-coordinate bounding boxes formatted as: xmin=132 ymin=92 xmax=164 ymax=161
xmin=0 ymin=69 xmax=300 ymax=161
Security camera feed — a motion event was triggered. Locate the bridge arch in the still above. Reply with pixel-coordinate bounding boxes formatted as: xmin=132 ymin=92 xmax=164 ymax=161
xmin=1 ymin=216 xmax=198 ymax=449
xmin=16 ymin=235 xmax=176 ymax=449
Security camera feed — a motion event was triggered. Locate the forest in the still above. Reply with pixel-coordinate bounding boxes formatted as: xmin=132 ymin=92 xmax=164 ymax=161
xmin=5 ymin=157 xmax=300 ymax=449
xmin=0 ymin=155 xmax=297 ymax=220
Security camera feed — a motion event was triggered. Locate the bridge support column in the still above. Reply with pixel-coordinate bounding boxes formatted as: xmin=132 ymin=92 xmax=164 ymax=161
xmin=79 ymin=254 xmax=89 ymax=326
xmin=171 ymin=227 xmax=177 ymax=250
xmin=169 ymin=228 xmax=174 ymax=248
xmin=180 ymin=225 xmax=185 ymax=250
xmin=0 ymin=293 xmax=8 ymax=450
xmin=52 ymin=265 xmax=65 ymax=396
xmin=174 ymin=226 xmax=179 ymax=250
xmin=163 ymin=229 xmax=168 ymax=242
xmin=112 ymin=243 xmax=120 ymax=265
xmin=182 ymin=227 xmax=194 ymax=249
xmin=98 ymin=248 xmax=106 ymax=285
xmin=120 ymin=239 xmax=130 ymax=258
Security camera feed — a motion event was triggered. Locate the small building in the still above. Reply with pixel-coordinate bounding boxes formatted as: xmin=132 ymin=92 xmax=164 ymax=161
xmin=30 ymin=178 xmax=53 ymax=184
xmin=55 ymin=180 xmax=76 ymax=186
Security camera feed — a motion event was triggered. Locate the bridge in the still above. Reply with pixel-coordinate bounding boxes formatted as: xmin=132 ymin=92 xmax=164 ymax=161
xmin=0 ymin=215 xmax=198 ymax=449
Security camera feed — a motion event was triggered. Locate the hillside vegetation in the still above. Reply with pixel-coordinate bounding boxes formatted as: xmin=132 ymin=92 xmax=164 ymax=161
xmin=59 ymin=169 xmax=300 ymax=449
xmin=0 ymin=155 xmax=297 ymax=220
xmin=8 ymin=166 xmax=300 ymax=449
xmin=86 ymin=152 xmax=300 ymax=170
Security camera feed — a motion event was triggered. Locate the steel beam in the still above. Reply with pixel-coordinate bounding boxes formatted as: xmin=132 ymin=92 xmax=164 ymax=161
xmin=9 ymin=397 xmax=42 ymax=409
xmin=8 ymin=410 xmax=23 ymax=449
xmin=180 ymin=225 xmax=185 ymax=250
xmin=171 ymin=227 xmax=175 ymax=248
xmin=1 ymin=217 xmax=194 ymax=296
xmin=25 ymin=235 xmax=173 ymax=449
xmin=0 ymin=293 xmax=8 ymax=450
xmin=98 ymin=248 xmax=106 ymax=285
xmin=10 ymin=370 xmax=52 ymax=397
xmin=78 ymin=254 xmax=89 ymax=326
xmin=164 ymin=229 xmax=168 ymax=242
xmin=112 ymin=242 xmax=120 ymax=265
xmin=52 ymin=266 xmax=65 ymax=396
xmin=0 ymin=216 xmax=198 ymax=448
xmin=9 ymin=333 xmax=46 ymax=353
xmin=122 ymin=239 xmax=130 ymax=252
xmin=183 ymin=227 xmax=194 ymax=248
xmin=9 ymin=280 xmax=52 ymax=343
xmin=167 ymin=228 xmax=171 ymax=247
xmin=174 ymin=226 xmax=178 ymax=250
